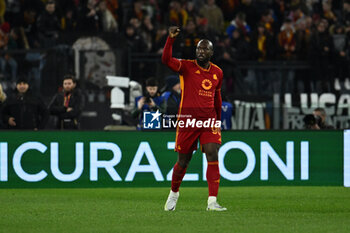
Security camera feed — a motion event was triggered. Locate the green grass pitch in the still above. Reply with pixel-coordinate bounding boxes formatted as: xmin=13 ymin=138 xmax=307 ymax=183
xmin=1 ymin=187 xmax=349 ymax=233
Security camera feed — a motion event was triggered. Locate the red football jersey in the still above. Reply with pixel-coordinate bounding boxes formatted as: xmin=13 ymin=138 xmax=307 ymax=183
xmin=162 ymin=37 xmax=223 ymax=120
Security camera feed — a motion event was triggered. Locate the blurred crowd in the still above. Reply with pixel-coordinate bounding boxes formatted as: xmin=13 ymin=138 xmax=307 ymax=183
xmin=0 ymin=0 xmax=349 ymax=92
xmin=0 ymin=0 xmax=349 ymax=130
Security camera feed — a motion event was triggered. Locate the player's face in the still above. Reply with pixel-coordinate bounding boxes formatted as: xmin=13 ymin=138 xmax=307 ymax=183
xmin=63 ymin=79 xmax=75 ymax=92
xmin=196 ymin=40 xmax=213 ymax=63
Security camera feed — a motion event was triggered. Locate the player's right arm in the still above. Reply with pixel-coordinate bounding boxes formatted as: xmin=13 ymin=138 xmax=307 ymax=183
xmin=162 ymin=26 xmax=182 ymax=72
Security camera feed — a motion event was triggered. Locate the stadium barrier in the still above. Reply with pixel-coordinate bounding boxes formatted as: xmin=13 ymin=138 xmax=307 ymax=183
xmin=0 ymin=130 xmax=349 ymax=188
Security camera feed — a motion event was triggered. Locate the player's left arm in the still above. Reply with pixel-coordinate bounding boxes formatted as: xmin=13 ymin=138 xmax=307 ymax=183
xmin=214 ymin=69 xmax=223 ymax=120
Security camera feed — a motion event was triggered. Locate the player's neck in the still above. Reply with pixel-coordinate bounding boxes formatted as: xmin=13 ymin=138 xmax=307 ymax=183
xmin=196 ymin=59 xmax=210 ymax=69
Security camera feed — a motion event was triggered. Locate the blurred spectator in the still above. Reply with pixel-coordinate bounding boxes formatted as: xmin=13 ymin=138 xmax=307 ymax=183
xmin=0 ymin=0 xmax=5 ymax=24
xmin=295 ymin=17 xmax=312 ymax=60
xmin=21 ymin=8 xmax=45 ymax=92
xmin=322 ymin=1 xmax=337 ymax=25
xmin=295 ymin=17 xmax=312 ymax=93
xmin=216 ymin=29 xmax=251 ymax=92
xmin=272 ymin=0 xmax=286 ymax=30
xmin=313 ymin=107 xmax=334 ymax=129
xmin=36 ymin=1 xmax=61 ymax=48
xmin=221 ymin=100 xmax=233 ymax=130
xmin=7 ymin=27 xmax=23 ymax=49
xmin=181 ymin=18 xmax=201 ymax=59
xmin=153 ymin=24 xmax=168 ymax=54
xmin=98 ymin=0 xmax=118 ymax=32
xmin=278 ymin=19 xmax=297 ymax=93
xmin=22 ymin=8 xmax=40 ymax=48
xmin=105 ymin=0 xmax=122 ymax=24
xmin=309 ymin=21 xmax=334 ymax=92
xmin=303 ymin=114 xmax=320 ymax=129
xmin=186 ymin=1 xmax=199 ymax=22
xmin=215 ymin=36 xmax=236 ymax=93
xmin=234 ymin=0 xmax=256 ymax=29
xmin=332 ymin=0 xmax=343 ymax=19
xmin=161 ymin=75 xmax=181 ymax=116
xmin=25 ymin=51 xmax=46 ymax=93
xmin=278 ymin=19 xmax=296 ymax=60
xmin=229 ymin=29 xmax=251 ymax=61
xmin=77 ymin=0 xmax=100 ymax=32
xmin=2 ymin=77 xmax=49 ymax=130
xmin=140 ymin=15 xmax=155 ymax=52
xmin=168 ymin=0 xmax=188 ymax=27
xmin=0 ymin=83 xmax=6 ymax=128
xmin=251 ymin=23 xmax=276 ymax=95
xmin=132 ymin=77 xmax=163 ymax=130
xmin=129 ymin=0 xmax=145 ymax=22
xmin=125 ymin=23 xmax=147 ymax=79
xmin=259 ymin=9 xmax=276 ymax=36
xmin=226 ymin=12 xmax=251 ymax=38
xmin=142 ymin=0 xmax=160 ymax=21
xmin=342 ymin=1 xmax=350 ymax=26
xmin=196 ymin=16 xmax=218 ymax=43
xmin=0 ymin=21 xmax=8 ymax=46
xmin=251 ymin=23 xmax=276 ymax=61
xmin=49 ymin=75 xmax=84 ymax=129
xmin=0 ymin=0 xmax=348 ymax=105
xmin=125 ymin=24 xmax=147 ymax=53
xmin=129 ymin=17 xmax=142 ymax=34
xmin=199 ymin=0 xmax=224 ymax=34
xmin=331 ymin=24 xmax=349 ymax=91
xmin=61 ymin=8 xmax=77 ymax=32
xmin=218 ymin=0 xmax=239 ymax=21
xmin=4 ymin=0 xmax=21 ymax=27
xmin=288 ymin=6 xmax=306 ymax=24
xmin=0 ymin=23 xmax=18 ymax=83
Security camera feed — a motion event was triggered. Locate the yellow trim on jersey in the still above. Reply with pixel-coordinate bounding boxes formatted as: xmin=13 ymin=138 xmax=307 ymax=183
xmin=177 ymin=60 xmax=182 ymax=72
xmin=175 ymin=75 xmax=185 ymax=150
xmin=195 ymin=60 xmax=211 ymax=72
xmin=211 ymin=63 xmax=223 ymax=72
xmin=208 ymin=161 xmax=219 ymax=165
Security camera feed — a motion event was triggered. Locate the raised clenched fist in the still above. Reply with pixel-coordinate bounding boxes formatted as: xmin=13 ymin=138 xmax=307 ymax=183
xmin=168 ymin=26 xmax=180 ymax=38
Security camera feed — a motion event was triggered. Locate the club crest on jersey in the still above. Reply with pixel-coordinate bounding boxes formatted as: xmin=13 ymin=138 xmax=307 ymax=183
xmin=213 ymin=74 xmax=217 ymax=80
xmin=201 ymin=79 xmax=212 ymax=90
xmin=195 ymin=70 xmax=200 ymax=74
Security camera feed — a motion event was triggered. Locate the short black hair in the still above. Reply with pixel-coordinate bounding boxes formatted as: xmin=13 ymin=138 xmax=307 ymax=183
xmin=314 ymin=107 xmax=326 ymax=116
xmin=16 ymin=76 xmax=29 ymax=85
xmin=145 ymin=77 xmax=158 ymax=87
xmin=63 ymin=74 xmax=76 ymax=83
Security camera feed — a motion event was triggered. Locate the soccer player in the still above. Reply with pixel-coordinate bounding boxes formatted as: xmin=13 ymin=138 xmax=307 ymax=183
xmin=162 ymin=26 xmax=226 ymax=211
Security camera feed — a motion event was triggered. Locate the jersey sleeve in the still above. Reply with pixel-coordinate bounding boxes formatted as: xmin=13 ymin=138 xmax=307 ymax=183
xmin=216 ymin=68 xmax=223 ymax=91
xmin=161 ymin=36 xmax=183 ymax=73
xmin=214 ymin=68 xmax=223 ymax=120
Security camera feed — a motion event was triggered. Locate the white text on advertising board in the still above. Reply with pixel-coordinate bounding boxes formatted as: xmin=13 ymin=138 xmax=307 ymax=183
xmin=0 ymin=141 xmax=309 ymax=182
